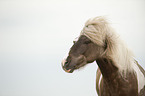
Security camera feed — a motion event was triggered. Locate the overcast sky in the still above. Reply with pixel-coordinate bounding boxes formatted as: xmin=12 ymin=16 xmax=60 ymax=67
xmin=0 ymin=0 xmax=145 ymax=96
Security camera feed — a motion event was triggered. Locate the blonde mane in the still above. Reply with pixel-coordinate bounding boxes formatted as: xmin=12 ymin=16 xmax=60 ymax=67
xmin=81 ymin=16 xmax=135 ymax=76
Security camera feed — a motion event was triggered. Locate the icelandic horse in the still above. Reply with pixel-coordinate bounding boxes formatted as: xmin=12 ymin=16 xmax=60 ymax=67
xmin=61 ymin=16 xmax=145 ymax=96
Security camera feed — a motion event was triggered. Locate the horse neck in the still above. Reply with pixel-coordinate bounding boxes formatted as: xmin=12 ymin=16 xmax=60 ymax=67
xmin=96 ymin=58 xmax=118 ymax=81
xmin=96 ymin=58 xmax=138 ymax=96
xmin=104 ymin=34 xmax=135 ymax=77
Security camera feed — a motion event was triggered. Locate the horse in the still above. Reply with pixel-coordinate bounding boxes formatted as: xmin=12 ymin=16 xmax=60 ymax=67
xmin=61 ymin=16 xmax=145 ymax=96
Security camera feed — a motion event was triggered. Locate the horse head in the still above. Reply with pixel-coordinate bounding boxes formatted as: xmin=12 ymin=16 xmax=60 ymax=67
xmin=61 ymin=35 xmax=105 ymax=73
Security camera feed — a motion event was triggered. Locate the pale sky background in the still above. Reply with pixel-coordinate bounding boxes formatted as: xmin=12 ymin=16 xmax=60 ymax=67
xmin=0 ymin=0 xmax=145 ymax=96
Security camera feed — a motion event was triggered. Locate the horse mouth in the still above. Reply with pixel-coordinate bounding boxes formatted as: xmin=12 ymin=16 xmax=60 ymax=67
xmin=62 ymin=65 xmax=74 ymax=73
xmin=64 ymin=68 xmax=74 ymax=73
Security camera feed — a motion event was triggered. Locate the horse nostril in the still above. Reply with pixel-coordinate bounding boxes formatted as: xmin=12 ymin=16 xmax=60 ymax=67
xmin=65 ymin=61 xmax=69 ymax=66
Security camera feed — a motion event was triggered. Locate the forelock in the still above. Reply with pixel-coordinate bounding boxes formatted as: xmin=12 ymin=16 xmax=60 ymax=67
xmin=80 ymin=16 xmax=109 ymax=46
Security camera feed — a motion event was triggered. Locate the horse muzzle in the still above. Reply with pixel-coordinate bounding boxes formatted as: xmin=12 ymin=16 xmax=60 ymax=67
xmin=61 ymin=59 xmax=74 ymax=73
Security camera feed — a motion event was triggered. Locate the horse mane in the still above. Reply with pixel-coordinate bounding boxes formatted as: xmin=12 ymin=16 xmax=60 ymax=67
xmin=81 ymin=16 xmax=135 ymax=76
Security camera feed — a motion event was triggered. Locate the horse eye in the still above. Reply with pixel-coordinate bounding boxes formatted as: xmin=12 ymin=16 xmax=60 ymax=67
xmin=84 ymin=40 xmax=91 ymax=44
